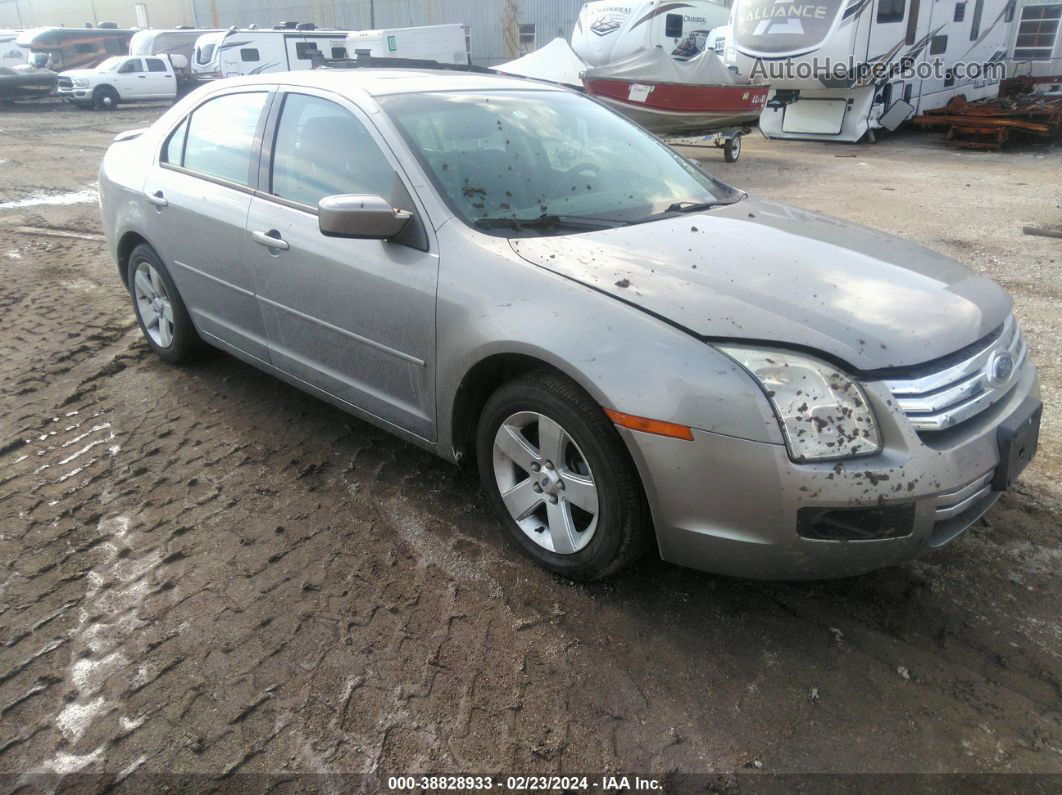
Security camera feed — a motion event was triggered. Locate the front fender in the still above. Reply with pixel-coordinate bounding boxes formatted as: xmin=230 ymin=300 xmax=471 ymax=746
xmin=434 ymin=223 xmax=784 ymax=455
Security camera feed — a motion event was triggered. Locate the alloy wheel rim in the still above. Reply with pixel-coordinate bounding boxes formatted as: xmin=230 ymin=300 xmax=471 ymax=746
xmin=132 ymin=260 xmax=174 ymax=348
xmin=492 ymin=411 xmax=599 ymax=555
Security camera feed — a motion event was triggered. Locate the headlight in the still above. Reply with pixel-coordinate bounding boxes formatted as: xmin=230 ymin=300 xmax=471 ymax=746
xmin=716 ymin=346 xmax=881 ymax=462
xmin=72 ymin=79 xmax=89 ymax=88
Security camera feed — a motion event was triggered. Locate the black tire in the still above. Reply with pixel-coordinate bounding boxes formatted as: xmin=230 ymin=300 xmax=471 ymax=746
xmin=723 ymin=134 xmax=742 ymax=163
xmin=93 ymin=85 xmax=119 ymax=111
xmin=127 ymin=243 xmax=201 ymax=364
xmin=476 ymin=369 xmax=651 ymax=580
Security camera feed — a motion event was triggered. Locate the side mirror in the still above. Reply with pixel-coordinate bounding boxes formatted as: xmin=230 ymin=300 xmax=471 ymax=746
xmin=318 ymin=194 xmax=412 ymax=240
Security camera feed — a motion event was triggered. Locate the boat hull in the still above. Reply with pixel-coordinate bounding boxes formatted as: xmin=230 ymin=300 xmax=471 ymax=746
xmin=584 ymin=79 xmax=769 ymax=134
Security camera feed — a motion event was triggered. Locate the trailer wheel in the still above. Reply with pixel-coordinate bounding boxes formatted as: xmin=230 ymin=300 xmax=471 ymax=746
xmin=723 ymin=133 xmax=742 ymax=163
xmin=93 ymin=85 xmax=119 ymax=111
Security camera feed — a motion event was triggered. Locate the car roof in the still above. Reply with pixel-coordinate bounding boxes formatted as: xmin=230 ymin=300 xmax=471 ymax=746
xmin=225 ymin=68 xmax=565 ymax=97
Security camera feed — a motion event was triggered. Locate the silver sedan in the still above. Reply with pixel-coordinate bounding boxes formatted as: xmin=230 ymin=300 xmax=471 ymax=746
xmin=98 ymin=68 xmax=1040 ymax=580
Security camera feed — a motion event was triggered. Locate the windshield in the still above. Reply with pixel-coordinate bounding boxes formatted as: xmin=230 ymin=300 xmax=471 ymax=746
xmin=97 ymin=56 xmax=124 ymax=71
xmin=196 ymin=42 xmax=216 ymax=65
xmin=379 ymin=90 xmax=740 ymax=236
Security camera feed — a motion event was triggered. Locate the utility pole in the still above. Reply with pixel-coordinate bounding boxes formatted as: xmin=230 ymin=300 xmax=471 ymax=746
xmin=369 ymin=0 xmax=375 ymax=29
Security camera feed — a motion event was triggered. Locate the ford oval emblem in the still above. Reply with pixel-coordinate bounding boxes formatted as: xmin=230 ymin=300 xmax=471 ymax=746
xmin=986 ymin=351 xmax=1015 ymax=386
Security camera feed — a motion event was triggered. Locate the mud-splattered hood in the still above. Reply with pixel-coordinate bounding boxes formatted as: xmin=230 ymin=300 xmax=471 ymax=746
xmin=508 ymin=197 xmax=1011 ymax=371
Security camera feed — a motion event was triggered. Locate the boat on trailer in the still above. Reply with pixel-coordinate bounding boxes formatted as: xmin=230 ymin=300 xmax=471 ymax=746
xmin=581 ymin=47 xmax=770 ymax=134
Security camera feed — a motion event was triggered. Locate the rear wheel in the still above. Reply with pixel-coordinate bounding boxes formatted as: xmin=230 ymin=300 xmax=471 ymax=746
xmin=93 ymin=85 xmax=118 ymax=111
xmin=476 ymin=369 xmax=651 ymax=580
xmin=127 ymin=243 xmax=200 ymax=363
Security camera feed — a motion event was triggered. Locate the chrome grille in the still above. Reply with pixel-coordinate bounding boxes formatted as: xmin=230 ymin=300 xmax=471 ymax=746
xmin=884 ymin=316 xmax=1027 ymax=431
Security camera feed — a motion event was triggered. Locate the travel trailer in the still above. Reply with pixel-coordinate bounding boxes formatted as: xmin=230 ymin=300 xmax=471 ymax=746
xmin=344 ymin=24 xmax=468 ymax=64
xmin=572 ymin=1 xmax=732 ymax=66
xmin=16 ymin=26 xmax=135 ymax=71
xmin=1 ymin=30 xmax=26 ymax=67
xmin=190 ymin=27 xmax=350 ymax=79
xmin=130 ymin=28 xmax=220 ymax=63
xmin=727 ymin=0 xmax=1015 ymax=142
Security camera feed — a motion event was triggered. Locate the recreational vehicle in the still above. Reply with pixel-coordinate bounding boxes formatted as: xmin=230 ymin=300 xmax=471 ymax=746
xmin=727 ymin=0 xmax=1015 ymax=141
xmin=190 ymin=27 xmax=350 ymax=79
xmin=344 ymin=24 xmax=468 ymax=64
xmin=16 ymin=26 xmax=135 ymax=71
xmin=572 ymin=1 xmax=732 ymax=66
xmin=130 ymin=28 xmax=221 ymax=63
xmin=1 ymin=30 xmax=26 ymax=67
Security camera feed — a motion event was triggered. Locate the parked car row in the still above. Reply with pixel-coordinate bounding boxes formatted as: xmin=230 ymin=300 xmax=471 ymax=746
xmin=0 ymin=22 xmax=468 ymax=109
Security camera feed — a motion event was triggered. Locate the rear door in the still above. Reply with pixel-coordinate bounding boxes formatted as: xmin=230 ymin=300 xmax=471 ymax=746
xmin=143 ymin=89 xmax=273 ymax=363
xmin=244 ymin=88 xmax=439 ymax=439
xmin=143 ymin=57 xmax=174 ymax=98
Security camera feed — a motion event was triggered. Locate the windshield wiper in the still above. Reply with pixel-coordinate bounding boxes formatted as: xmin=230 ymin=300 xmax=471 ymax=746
xmin=474 ymin=214 xmax=627 ymax=232
xmin=662 ymin=200 xmax=725 ymax=214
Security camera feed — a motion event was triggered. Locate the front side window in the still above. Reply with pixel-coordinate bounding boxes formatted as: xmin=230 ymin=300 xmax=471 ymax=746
xmin=180 ymin=92 xmax=268 ymax=186
xmin=270 ymin=93 xmax=395 ymax=208
xmin=877 ymin=0 xmax=906 ymax=23
xmin=118 ymin=59 xmax=144 ymax=74
xmin=380 ymin=90 xmax=738 ymax=236
xmin=146 ymin=58 xmax=167 ymax=72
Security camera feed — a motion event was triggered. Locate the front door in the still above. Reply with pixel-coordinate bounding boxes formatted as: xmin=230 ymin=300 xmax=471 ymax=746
xmin=144 ymin=89 xmax=273 ymax=363
xmin=115 ymin=57 xmax=148 ymax=98
xmin=245 ymin=89 xmax=439 ymax=440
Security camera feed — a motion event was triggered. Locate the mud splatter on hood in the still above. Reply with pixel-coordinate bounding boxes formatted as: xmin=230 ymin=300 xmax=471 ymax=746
xmin=509 ymin=197 xmax=1011 ymax=371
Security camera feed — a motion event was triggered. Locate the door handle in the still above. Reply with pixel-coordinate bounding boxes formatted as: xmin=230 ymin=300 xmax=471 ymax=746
xmin=146 ymin=190 xmax=168 ymax=207
xmin=252 ymin=230 xmax=289 ymax=251
xmin=137 ymin=75 xmax=146 ymax=78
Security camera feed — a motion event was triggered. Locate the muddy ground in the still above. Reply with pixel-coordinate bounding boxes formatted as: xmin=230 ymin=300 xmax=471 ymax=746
xmin=0 ymin=101 xmax=1059 ymax=788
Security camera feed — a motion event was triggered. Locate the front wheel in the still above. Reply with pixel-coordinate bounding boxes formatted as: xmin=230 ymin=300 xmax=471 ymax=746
xmin=127 ymin=243 xmax=201 ymax=363
xmin=93 ymin=85 xmax=118 ymax=111
xmin=476 ymin=370 xmax=651 ymax=580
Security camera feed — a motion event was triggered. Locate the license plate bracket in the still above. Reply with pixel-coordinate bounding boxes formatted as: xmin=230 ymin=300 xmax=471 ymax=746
xmin=992 ymin=397 xmax=1041 ymax=491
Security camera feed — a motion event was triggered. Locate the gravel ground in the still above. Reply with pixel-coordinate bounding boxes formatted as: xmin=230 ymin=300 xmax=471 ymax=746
xmin=0 ymin=101 xmax=1059 ymax=788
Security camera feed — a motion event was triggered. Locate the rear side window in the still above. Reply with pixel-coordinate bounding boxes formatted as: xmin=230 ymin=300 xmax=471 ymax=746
xmin=146 ymin=58 xmax=167 ymax=72
xmin=930 ymin=34 xmax=948 ymax=54
xmin=270 ymin=93 xmax=394 ymax=208
xmin=180 ymin=92 xmax=268 ymax=186
xmin=240 ymin=48 xmax=260 ymax=62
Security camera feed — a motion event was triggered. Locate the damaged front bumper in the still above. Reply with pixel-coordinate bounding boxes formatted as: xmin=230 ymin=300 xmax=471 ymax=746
xmin=620 ymin=361 xmax=1040 ymax=580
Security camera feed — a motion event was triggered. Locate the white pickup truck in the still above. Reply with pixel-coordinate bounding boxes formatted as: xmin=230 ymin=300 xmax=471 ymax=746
xmin=57 ymin=54 xmax=184 ymax=110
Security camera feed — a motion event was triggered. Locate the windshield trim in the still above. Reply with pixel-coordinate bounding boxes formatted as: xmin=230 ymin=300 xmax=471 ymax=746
xmin=379 ymin=88 xmax=742 ymax=239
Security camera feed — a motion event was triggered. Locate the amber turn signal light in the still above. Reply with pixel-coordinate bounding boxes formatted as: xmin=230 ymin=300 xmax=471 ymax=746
xmin=604 ymin=409 xmax=695 ymax=441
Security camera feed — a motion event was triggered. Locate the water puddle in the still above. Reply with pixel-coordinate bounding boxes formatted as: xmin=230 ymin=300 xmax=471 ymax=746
xmin=0 ymin=184 xmax=99 ymax=209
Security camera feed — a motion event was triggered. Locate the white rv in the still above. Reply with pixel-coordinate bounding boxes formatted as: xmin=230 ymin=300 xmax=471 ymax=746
xmin=728 ymin=0 xmax=1015 ymax=142
xmin=190 ymin=27 xmax=351 ymax=79
xmin=345 ymin=24 xmax=468 ymax=64
xmin=1 ymin=30 xmax=27 ymax=67
xmin=572 ymin=1 xmax=732 ymax=66
xmin=130 ymin=29 xmax=220 ymax=62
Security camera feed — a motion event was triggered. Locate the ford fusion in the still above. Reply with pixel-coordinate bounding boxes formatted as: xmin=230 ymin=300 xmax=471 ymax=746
xmin=98 ymin=69 xmax=1041 ymax=580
